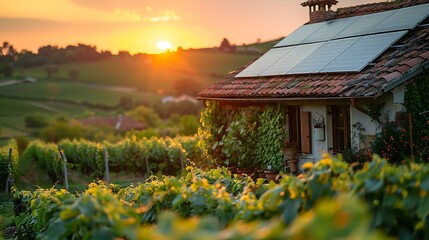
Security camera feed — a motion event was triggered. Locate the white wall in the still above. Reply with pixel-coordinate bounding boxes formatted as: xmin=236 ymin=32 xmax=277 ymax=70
xmin=380 ymin=92 xmax=405 ymax=121
xmin=350 ymin=106 xmax=380 ymax=151
xmin=350 ymin=92 xmax=405 ymax=151
xmin=299 ymin=105 xmax=328 ymax=166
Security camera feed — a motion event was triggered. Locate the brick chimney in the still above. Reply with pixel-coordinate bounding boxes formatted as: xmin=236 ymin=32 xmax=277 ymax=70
xmin=301 ymin=0 xmax=338 ymax=23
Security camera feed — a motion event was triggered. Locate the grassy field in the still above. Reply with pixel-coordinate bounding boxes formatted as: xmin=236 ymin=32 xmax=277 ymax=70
xmin=12 ymin=51 xmax=262 ymax=92
xmin=0 ymin=80 xmax=163 ymax=141
xmin=0 ymin=81 xmax=161 ymax=107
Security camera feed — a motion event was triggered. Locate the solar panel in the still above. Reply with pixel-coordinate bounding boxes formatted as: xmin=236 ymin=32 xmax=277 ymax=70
xmin=370 ymin=3 xmax=429 ymax=33
xmin=261 ymin=42 xmax=324 ymax=76
xmin=274 ymin=22 xmax=325 ymax=47
xmin=235 ymin=3 xmax=428 ymax=79
xmin=235 ymin=47 xmax=294 ymax=78
xmin=335 ymin=10 xmax=397 ymax=38
xmin=321 ymin=31 xmax=407 ymax=72
xmin=302 ymin=16 xmax=358 ymax=44
xmin=289 ymin=37 xmax=361 ymax=74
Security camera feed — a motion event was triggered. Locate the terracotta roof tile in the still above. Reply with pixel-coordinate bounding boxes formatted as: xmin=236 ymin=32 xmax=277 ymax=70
xmin=404 ymin=50 xmax=419 ymax=59
xmin=381 ymin=71 xmax=402 ymax=82
xmin=420 ymin=51 xmax=429 ymax=60
xmin=334 ymin=0 xmax=429 ymax=20
xmin=401 ymin=57 xmax=425 ymax=68
xmin=395 ymin=65 xmax=412 ymax=74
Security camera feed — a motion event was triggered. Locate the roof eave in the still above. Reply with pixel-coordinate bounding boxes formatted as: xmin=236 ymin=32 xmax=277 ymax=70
xmin=383 ymin=60 xmax=429 ymax=93
xmin=196 ymin=95 xmax=375 ymax=103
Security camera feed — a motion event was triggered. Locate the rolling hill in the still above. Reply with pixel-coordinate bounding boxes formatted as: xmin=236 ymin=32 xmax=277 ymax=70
xmin=0 ymin=39 xmax=280 ymax=143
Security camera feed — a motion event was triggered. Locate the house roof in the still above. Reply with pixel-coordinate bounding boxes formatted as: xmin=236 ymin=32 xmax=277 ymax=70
xmin=199 ymin=0 xmax=429 ymax=101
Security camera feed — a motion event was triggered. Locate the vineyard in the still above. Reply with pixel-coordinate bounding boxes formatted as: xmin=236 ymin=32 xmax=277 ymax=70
xmin=18 ymin=136 xmax=202 ymax=184
xmin=6 ymin=151 xmax=429 ymax=239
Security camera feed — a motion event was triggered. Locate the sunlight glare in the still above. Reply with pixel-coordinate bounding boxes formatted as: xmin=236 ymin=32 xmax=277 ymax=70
xmin=156 ymin=40 xmax=172 ymax=51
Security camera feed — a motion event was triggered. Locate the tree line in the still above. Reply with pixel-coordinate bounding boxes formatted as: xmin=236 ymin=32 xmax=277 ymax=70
xmin=0 ymin=41 xmax=125 ymax=77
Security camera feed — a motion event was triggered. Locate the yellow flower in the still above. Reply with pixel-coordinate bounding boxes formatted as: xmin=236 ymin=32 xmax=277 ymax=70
xmin=190 ymin=183 xmax=198 ymax=192
xmin=302 ymin=162 xmax=313 ymax=170
xmin=319 ymin=158 xmax=333 ymax=166
xmin=420 ymin=190 xmax=427 ymax=198
xmin=202 ymin=179 xmax=210 ymax=189
xmin=289 ymin=188 xmax=298 ymax=199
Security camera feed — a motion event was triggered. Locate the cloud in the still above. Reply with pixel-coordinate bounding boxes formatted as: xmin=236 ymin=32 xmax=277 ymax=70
xmin=147 ymin=10 xmax=180 ymax=22
xmin=108 ymin=9 xmax=141 ymax=22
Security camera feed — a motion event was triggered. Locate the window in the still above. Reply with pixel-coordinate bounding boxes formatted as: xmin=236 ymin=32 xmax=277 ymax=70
xmin=332 ymin=106 xmax=350 ymax=152
xmin=286 ymin=106 xmax=301 ymax=150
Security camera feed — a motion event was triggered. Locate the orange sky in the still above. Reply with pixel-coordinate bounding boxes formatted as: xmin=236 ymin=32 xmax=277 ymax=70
xmin=0 ymin=0 xmax=385 ymax=54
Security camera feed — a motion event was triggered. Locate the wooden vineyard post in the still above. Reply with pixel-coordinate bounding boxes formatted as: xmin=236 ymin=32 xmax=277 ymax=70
xmin=5 ymin=148 xmax=14 ymax=194
xmin=145 ymin=157 xmax=150 ymax=176
xmin=59 ymin=150 xmax=69 ymax=190
xmin=409 ymin=113 xmax=415 ymax=163
xmin=180 ymin=151 xmax=185 ymax=171
xmin=103 ymin=147 xmax=110 ymax=182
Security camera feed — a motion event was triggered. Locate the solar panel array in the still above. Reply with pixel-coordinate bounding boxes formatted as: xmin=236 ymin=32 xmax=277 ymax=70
xmin=237 ymin=3 xmax=429 ymax=78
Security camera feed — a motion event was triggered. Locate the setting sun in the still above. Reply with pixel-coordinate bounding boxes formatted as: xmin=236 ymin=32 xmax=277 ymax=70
xmin=156 ymin=40 xmax=172 ymax=51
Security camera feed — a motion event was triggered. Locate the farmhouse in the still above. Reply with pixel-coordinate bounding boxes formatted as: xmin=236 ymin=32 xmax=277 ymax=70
xmin=198 ymin=0 xmax=429 ymax=168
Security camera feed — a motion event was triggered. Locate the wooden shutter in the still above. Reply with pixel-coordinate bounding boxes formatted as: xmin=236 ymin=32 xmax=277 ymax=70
xmin=301 ymin=111 xmax=312 ymax=154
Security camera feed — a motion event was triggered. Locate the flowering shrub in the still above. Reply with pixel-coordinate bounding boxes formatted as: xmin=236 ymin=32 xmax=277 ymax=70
xmin=371 ymin=121 xmax=410 ymax=164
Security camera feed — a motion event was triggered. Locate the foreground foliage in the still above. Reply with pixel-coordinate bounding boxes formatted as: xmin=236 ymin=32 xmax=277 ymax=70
xmin=12 ymin=155 xmax=429 ymax=239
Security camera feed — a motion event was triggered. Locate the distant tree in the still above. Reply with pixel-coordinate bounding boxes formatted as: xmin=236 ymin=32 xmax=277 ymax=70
xmin=158 ymin=101 xmax=203 ymax=118
xmin=219 ymin=38 xmax=231 ymax=52
xmin=173 ymin=78 xmax=200 ymax=96
xmin=118 ymin=96 xmax=134 ymax=110
xmin=38 ymin=119 xmax=84 ymax=142
xmin=69 ymin=69 xmax=80 ymax=80
xmin=17 ymin=49 xmax=45 ymax=67
xmin=118 ymin=50 xmax=131 ymax=60
xmin=126 ymin=106 xmax=161 ymax=128
xmin=24 ymin=113 xmax=50 ymax=129
xmin=38 ymin=45 xmax=59 ymax=63
xmin=0 ymin=41 xmax=18 ymax=77
xmin=179 ymin=115 xmax=199 ymax=136
xmin=100 ymin=50 xmax=112 ymax=59
xmin=45 ymin=65 xmax=58 ymax=79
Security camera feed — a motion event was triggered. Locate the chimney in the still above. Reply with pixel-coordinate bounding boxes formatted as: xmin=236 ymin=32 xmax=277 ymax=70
xmin=301 ymin=0 xmax=338 ymax=23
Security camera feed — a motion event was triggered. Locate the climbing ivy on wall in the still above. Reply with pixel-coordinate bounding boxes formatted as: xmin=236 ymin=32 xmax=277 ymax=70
xmin=222 ymin=110 xmax=259 ymax=168
xmin=199 ymin=102 xmax=286 ymax=170
xmin=255 ymin=105 xmax=286 ymax=171
xmin=198 ymin=101 xmax=228 ymax=167
xmin=404 ymin=72 xmax=429 ymax=161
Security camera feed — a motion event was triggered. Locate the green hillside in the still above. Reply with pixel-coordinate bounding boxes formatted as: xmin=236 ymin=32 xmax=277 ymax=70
xmin=12 ymin=51 xmax=262 ymax=93
xmin=0 ymin=40 xmax=279 ymax=143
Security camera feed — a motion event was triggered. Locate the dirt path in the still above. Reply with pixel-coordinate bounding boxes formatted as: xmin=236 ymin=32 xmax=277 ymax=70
xmin=0 ymin=80 xmax=21 ymax=87
xmin=76 ymin=81 xmax=139 ymax=93
xmin=27 ymin=101 xmax=61 ymax=113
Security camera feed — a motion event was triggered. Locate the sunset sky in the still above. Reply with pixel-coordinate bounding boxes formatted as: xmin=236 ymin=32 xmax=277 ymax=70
xmin=0 ymin=0 xmax=385 ymax=54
